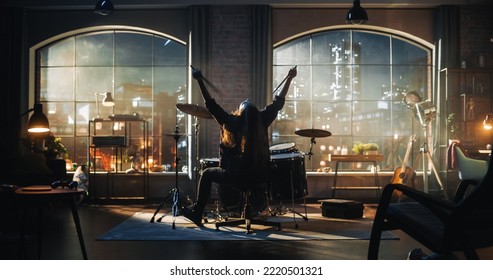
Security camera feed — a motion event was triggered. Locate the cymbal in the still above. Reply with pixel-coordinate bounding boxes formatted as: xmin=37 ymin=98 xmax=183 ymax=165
xmin=295 ymin=128 xmax=332 ymax=138
xmin=176 ymin=103 xmax=213 ymax=119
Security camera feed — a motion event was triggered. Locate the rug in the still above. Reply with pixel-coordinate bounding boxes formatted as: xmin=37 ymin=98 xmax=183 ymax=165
xmin=97 ymin=212 xmax=398 ymax=241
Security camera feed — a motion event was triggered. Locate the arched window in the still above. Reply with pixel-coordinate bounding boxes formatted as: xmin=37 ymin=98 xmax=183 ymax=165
xmin=273 ymin=28 xmax=433 ymax=171
xmin=35 ymin=28 xmax=188 ymax=173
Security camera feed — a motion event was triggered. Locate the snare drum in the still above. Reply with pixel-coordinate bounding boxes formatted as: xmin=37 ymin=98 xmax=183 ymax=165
xmin=269 ymin=142 xmax=297 ymax=154
xmin=269 ymin=152 xmax=307 ymax=201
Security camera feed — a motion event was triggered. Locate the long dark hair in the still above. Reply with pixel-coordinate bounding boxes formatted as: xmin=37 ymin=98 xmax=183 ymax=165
xmin=222 ymin=104 xmax=270 ymax=169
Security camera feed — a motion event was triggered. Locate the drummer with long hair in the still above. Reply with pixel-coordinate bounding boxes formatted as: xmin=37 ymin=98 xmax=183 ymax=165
xmin=182 ymin=66 xmax=297 ymax=227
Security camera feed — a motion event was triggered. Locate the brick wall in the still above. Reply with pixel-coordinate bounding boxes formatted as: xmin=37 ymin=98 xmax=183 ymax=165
xmin=206 ymin=6 xmax=253 ymax=154
xmin=460 ymin=5 xmax=493 ymax=68
xmin=210 ymin=6 xmax=252 ymax=111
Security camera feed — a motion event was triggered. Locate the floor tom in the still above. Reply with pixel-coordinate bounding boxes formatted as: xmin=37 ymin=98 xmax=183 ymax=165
xmin=269 ymin=152 xmax=307 ymax=201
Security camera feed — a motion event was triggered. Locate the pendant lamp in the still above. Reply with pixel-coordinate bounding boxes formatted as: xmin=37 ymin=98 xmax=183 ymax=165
xmin=346 ymin=0 xmax=368 ymax=24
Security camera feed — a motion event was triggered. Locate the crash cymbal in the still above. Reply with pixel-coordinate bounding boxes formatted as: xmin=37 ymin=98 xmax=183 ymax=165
xmin=176 ymin=103 xmax=213 ymax=119
xmin=295 ymin=128 xmax=332 ymax=138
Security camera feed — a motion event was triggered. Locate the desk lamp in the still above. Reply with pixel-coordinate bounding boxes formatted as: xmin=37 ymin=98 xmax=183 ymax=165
xmin=93 ymin=92 xmax=115 ymax=121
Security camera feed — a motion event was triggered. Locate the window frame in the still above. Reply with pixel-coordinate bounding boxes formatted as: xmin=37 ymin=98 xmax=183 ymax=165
xmin=272 ymin=26 xmax=435 ymax=172
xmin=29 ymin=26 xmax=190 ymax=174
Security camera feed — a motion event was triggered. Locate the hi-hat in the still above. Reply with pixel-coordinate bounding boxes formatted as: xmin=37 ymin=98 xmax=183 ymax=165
xmin=295 ymin=128 xmax=331 ymax=138
xmin=176 ymin=104 xmax=213 ymax=119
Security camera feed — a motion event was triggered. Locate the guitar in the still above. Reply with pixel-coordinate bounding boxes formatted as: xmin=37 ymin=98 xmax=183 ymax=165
xmin=391 ymin=135 xmax=416 ymax=187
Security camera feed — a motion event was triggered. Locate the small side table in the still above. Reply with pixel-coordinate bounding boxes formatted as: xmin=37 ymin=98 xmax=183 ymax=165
xmin=329 ymin=154 xmax=384 ymax=199
xmin=15 ymin=185 xmax=88 ymax=260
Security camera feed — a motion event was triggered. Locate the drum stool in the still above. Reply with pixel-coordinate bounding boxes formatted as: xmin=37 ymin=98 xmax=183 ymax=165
xmin=215 ymin=182 xmax=281 ymax=234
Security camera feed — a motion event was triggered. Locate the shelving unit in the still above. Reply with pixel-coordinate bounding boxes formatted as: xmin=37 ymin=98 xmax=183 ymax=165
xmin=439 ymin=68 xmax=493 ymax=198
xmin=88 ymin=119 xmax=149 ymax=199
xmin=441 ymin=68 xmax=493 ymax=148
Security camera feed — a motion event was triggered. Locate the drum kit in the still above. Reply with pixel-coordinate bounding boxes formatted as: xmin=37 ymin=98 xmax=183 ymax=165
xmin=151 ymin=101 xmax=332 ymax=228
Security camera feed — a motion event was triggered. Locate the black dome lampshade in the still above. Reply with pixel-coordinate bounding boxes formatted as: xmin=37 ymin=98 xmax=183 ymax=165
xmin=346 ymin=0 xmax=368 ymax=24
xmin=94 ymin=0 xmax=114 ymax=16
xmin=102 ymin=92 xmax=115 ymax=107
xmin=28 ymin=104 xmax=50 ymax=133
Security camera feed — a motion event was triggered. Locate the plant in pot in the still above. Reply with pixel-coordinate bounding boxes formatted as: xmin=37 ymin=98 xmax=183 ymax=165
xmin=352 ymin=143 xmax=379 ymax=155
xmin=44 ymin=133 xmax=68 ymax=159
xmin=363 ymin=143 xmax=379 ymax=155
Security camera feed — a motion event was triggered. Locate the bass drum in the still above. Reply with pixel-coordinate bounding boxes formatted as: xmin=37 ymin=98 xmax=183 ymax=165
xmin=269 ymin=142 xmax=297 ymax=154
xmin=270 ymin=152 xmax=308 ymax=201
xmin=219 ymin=184 xmax=268 ymax=217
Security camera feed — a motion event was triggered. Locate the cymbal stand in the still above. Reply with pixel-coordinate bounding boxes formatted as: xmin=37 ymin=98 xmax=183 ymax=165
xmin=149 ymin=126 xmax=183 ymax=229
xmin=307 ymin=137 xmax=316 ymax=160
xmin=193 ymin=117 xmax=200 ymax=197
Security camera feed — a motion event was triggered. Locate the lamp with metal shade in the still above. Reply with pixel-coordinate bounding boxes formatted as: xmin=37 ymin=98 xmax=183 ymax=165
xmin=94 ymin=0 xmax=114 ymax=16
xmin=346 ymin=0 xmax=368 ymax=24
xmin=21 ymin=103 xmax=50 ymax=133
xmin=93 ymin=92 xmax=115 ymax=121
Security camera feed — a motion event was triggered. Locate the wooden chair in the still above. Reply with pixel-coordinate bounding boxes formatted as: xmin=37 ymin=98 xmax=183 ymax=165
xmin=368 ymin=153 xmax=493 ymax=259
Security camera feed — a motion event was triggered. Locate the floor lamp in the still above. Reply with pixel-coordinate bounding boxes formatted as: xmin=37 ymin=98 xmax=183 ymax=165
xmin=414 ymin=100 xmax=446 ymax=198
xmin=483 ymin=114 xmax=493 ymax=149
xmin=3 ymin=103 xmax=50 ymax=158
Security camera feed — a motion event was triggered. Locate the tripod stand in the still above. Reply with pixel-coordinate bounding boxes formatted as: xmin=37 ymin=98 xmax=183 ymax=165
xmin=415 ymin=126 xmax=448 ymax=199
xmin=149 ymin=126 xmax=183 ymax=229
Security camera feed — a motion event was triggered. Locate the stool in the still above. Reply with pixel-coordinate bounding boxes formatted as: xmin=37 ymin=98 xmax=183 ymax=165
xmin=215 ymin=182 xmax=281 ymax=234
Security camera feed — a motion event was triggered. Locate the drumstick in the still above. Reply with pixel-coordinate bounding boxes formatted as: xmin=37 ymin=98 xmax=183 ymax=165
xmin=190 ymin=65 xmax=224 ymax=96
xmin=273 ymin=65 xmax=297 ymax=95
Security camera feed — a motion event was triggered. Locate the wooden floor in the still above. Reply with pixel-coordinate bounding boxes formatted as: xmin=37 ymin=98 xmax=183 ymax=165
xmin=1 ymin=198 xmax=492 ymax=260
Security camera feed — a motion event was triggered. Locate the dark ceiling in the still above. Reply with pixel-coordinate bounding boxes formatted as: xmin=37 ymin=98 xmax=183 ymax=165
xmin=2 ymin=0 xmax=491 ymax=10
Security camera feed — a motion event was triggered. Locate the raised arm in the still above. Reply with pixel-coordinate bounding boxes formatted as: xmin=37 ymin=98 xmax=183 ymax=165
xmin=276 ymin=67 xmax=297 ymax=99
xmin=191 ymin=66 xmax=213 ymax=103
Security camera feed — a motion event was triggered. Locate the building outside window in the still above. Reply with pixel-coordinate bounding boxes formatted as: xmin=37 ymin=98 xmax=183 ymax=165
xmin=35 ymin=29 xmax=188 ymax=173
xmin=35 ymin=27 xmax=433 ymax=175
xmin=272 ymin=28 xmax=433 ymax=172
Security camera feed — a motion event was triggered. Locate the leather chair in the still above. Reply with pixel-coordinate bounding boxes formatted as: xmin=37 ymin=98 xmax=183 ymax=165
xmin=368 ymin=152 xmax=493 ymax=259
xmin=215 ymin=182 xmax=281 ymax=234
